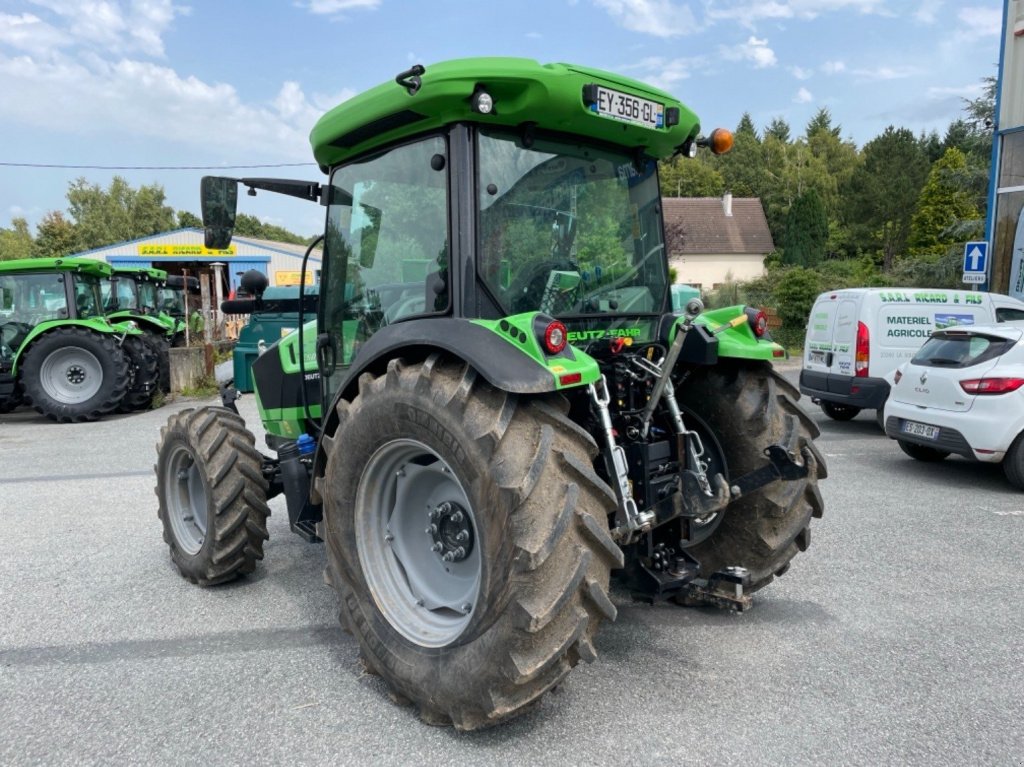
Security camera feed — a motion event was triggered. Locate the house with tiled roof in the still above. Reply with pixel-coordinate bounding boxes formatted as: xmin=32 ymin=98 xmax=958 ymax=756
xmin=663 ymin=194 xmax=774 ymax=294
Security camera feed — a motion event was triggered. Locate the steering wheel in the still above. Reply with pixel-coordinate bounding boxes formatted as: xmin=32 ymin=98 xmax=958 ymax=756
xmin=508 ymin=259 xmax=580 ymax=314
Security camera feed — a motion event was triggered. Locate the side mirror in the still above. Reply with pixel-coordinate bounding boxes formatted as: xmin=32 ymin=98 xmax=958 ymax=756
xmin=200 ymin=176 xmax=238 ymax=250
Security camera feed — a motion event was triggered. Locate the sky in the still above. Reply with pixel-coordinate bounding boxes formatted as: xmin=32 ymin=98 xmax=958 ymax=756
xmin=0 ymin=0 xmax=1007 ymax=240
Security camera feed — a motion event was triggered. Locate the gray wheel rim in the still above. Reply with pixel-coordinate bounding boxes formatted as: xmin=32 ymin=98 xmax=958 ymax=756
xmin=165 ymin=444 xmax=209 ymax=555
xmin=355 ymin=438 xmax=481 ymax=648
xmin=39 ymin=347 xmax=103 ymax=404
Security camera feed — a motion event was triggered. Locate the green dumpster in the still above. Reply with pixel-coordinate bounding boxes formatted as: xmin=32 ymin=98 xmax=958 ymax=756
xmin=233 ymin=285 xmax=319 ymax=392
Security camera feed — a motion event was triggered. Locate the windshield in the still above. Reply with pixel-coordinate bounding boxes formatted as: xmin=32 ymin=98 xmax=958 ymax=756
xmin=72 ymin=275 xmax=104 ymax=319
xmin=477 ymin=130 xmax=667 ymax=317
xmin=157 ymin=287 xmax=185 ymax=317
xmin=101 ymin=276 xmax=138 ymax=311
xmin=138 ymin=281 xmax=159 ymax=310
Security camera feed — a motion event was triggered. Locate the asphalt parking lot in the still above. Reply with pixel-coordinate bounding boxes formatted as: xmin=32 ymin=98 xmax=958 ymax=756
xmin=1 ymin=362 xmax=1022 ymax=766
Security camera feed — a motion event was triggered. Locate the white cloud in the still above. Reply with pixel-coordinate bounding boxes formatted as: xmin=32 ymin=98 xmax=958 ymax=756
xmin=303 ymin=0 xmax=380 ymax=14
xmin=623 ymin=55 xmax=706 ymax=90
xmin=821 ymin=60 xmax=846 ymax=74
xmin=794 ymin=86 xmax=813 ymax=103
xmin=955 ymin=6 xmax=1001 ymax=41
xmin=706 ymin=0 xmax=891 ymax=25
xmin=0 ymin=12 xmax=70 ymax=52
xmin=20 ymin=0 xmax=183 ymax=57
xmin=590 ymin=0 xmax=700 ymax=37
xmin=849 ymin=64 xmax=923 ymax=81
xmin=914 ymin=0 xmax=942 ymax=24
xmin=719 ymin=36 xmax=777 ymax=68
xmin=0 ymin=51 xmax=324 ymax=159
xmin=789 ymin=65 xmax=813 ymax=80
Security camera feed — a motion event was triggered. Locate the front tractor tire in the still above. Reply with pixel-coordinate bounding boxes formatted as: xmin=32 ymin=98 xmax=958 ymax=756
xmin=20 ymin=327 xmax=130 ymax=422
xmin=154 ymin=407 xmax=271 ymax=586
xmin=676 ymin=362 xmax=826 ymax=593
xmin=315 ymin=356 xmax=621 ymax=730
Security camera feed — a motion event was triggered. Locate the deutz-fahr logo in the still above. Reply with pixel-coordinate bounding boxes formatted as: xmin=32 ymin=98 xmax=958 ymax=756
xmin=567 ymin=327 xmax=643 ymax=343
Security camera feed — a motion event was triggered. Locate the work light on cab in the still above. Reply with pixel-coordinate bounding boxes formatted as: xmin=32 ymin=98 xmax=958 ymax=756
xmin=471 ymin=89 xmax=494 ymax=114
xmin=543 ymin=320 xmax=568 ymax=354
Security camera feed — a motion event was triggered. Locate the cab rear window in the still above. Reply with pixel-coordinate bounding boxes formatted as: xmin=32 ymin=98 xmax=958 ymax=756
xmin=911 ymin=332 xmax=1013 ymax=368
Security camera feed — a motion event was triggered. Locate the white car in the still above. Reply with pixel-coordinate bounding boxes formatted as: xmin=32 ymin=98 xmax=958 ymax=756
xmin=883 ymin=322 xmax=1024 ymax=488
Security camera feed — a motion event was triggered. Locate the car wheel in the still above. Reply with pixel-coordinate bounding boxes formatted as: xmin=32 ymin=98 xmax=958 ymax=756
xmin=1002 ymin=433 xmax=1024 ymax=490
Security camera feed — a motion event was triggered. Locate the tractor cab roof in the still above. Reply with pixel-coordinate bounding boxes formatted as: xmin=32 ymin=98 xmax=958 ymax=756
xmin=0 ymin=257 xmax=116 ymax=278
xmin=310 ymin=57 xmax=701 ymax=171
xmin=112 ymin=266 xmax=168 ymax=282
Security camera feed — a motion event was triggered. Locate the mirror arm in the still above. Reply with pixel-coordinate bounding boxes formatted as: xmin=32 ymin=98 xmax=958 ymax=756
xmin=236 ymin=178 xmax=323 ymax=204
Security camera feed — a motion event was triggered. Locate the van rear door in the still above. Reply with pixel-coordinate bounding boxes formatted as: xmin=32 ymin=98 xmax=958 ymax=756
xmin=804 ymin=294 xmax=856 ymax=378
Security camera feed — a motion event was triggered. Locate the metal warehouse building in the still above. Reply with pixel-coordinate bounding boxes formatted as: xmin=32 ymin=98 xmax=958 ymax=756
xmin=72 ymin=228 xmax=322 ymax=294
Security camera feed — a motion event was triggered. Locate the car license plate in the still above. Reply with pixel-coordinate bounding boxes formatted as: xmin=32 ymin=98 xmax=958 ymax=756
xmin=901 ymin=420 xmax=939 ymax=440
xmin=590 ymin=86 xmax=664 ymax=129
xmin=809 ymin=350 xmax=826 ymax=365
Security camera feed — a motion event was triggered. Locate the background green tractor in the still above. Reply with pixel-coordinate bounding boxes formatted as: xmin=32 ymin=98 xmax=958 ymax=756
xmin=154 ymin=58 xmax=826 ymax=729
xmin=0 ymin=257 xmax=156 ymax=420
xmin=101 ymin=265 xmax=179 ymax=393
xmin=156 ymin=274 xmax=197 ymax=347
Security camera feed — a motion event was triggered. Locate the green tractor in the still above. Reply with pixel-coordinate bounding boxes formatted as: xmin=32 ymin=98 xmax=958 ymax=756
xmin=156 ymin=274 xmax=198 ymax=346
xmin=101 ymin=265 xmax=181 ymax=392
xmin=154 ymin=58 xmax=826 ymax=729
xmin=0 ymin=257 xmax=158 ymax=420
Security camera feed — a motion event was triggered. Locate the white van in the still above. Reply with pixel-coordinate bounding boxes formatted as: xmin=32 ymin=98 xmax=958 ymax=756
xmin=799 ymin=287 xmax=1024 ymax=423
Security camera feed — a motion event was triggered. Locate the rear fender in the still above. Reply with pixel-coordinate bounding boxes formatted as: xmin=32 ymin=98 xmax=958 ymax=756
xmin=677 ymin=305 xmax=786 ymax=362
xmin=12 ymin=319 xmax=132 ymax=373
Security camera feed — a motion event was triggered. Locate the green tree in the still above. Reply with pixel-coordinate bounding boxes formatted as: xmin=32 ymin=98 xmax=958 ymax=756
xmin=842 ymin=126 xmax=929 ymax=271
xmin=33 ymin=211 xmax=78 ymax=258
xmin=177 ymin=210 xmax=203 ymax=228
xmin=67 ymin=176 xmax=176 ymax=249
xmin=658 ymin=155 xmax=725 ymax=197
xmin=908 ymin=147 xmax=980 ymax=255
xmin=233 ymin=213 xmax=307 ymax=244
xmin=736 ymin=112 xmax=759 ymax=140
xmin=781 ymin=189 xmax=829 ymax=267
xmin=0 ymin=217 xmax=33 ymax=261
xmin=805 ymin=108 xmax=841 ymax=140
xmin=764 ymin=117 xmax=791 ymax=143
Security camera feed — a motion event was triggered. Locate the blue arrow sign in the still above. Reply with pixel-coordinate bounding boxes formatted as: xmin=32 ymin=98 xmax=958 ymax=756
xmin=963 ymin=241 xmax=988 ymax=273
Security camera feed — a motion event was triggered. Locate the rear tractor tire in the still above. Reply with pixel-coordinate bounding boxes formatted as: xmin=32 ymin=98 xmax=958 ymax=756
xmin=154 ymin=407 xmax=271 ymax=585
xmin=675 ymin=362 xmax=827 ymax=594
xmin=119 ymin=334 xmax=161 ymax=411
xmin=315 ymin=355 xmax=620 ymax=730
xmin=143 ymin=331 xmax=172 ymax=394
xmin=20 ymin=327 xmax=130 ymax=422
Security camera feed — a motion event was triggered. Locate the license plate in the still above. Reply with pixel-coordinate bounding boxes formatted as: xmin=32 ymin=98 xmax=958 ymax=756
xmin=590 ymin=86 xmax=664 ymax=129
xmin=901 ymin=420 xmax=939 ymax=440
xmin=809 ymin=350 xmax=826 ymax=365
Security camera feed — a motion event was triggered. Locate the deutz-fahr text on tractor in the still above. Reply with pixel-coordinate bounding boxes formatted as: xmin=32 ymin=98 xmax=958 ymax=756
xmin=154 ymin=58 xmax=826 ymax=730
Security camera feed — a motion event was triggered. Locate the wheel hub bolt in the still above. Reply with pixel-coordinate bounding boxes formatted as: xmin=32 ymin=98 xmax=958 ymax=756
xmin=450 ymin=511 xmax=463 ymax=524
xmin=442 ymin=551 xmax=455 ymax=562
xmin=431 ymin=542 xmax=443 ymax=553
xmin=461 ymin=603 xmax=472 ymax=614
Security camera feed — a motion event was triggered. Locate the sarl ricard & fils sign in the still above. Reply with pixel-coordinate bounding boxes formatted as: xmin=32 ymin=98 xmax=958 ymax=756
xmin=137 ymin=245 xmax=237 ymax=257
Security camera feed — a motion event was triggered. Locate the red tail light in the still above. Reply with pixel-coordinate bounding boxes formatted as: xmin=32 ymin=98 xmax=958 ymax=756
xmin=855 ymin=321 xmax=869 ymax=377
xmin=960 ymin=377 xmax=1024 ymax=394
xmin=542 ymin=320 xmax=567 ymax=354
xmin=743 ymin=306 xmax=768 ymax=337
